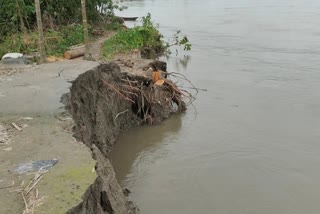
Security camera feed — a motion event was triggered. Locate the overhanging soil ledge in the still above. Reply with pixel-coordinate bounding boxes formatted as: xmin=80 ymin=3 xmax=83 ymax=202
xmin=66 ymin=62 xmax=186 ymax=214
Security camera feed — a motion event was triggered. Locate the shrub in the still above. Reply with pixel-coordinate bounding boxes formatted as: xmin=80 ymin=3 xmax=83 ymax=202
xmin=102 ymin=14 xmax=191 ymax=59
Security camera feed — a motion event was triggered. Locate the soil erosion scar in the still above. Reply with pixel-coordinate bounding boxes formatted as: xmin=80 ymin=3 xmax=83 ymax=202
xmin=66 ymin=63 xmax=186 ymax=213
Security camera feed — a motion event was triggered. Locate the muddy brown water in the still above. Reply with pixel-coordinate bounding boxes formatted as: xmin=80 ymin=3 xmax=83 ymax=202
xmin=111 ymin=0 xmax=320 ymax=213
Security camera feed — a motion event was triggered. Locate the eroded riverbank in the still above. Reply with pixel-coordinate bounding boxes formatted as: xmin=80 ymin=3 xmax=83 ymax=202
xmin=0 ymin=53 xmax=188 ymax=213
xmin=66 ymin=62 xmax=187 ymax=213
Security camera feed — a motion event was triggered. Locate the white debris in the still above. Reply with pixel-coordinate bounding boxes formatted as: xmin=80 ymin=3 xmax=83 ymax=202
xmin=22 ymin=117 xmax=34 ymax=120
xmin=1 ymin=53 xmax=23 ymax=60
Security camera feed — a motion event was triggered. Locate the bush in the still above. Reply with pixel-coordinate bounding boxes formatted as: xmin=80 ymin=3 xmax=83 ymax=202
xmin=102 ymin=14 xmax=191 ymax=59
xmin=45 ymin=24 xmax=85 ymax=56
xmin=103 ymin=14 xmax=165 ymax=58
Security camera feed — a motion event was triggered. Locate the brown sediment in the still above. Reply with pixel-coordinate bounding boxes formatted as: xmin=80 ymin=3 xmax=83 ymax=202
xmin=66 ymin=62 xmax=186 ymax=213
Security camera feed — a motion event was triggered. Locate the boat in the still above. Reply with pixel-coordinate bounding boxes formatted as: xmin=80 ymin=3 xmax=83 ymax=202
xmin=118 ymin=16 xmax=139 ymax=21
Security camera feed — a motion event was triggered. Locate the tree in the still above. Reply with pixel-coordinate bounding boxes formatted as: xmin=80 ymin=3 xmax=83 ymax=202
xmin=0 ymin=0 xmax=116 ymax=39
xmin=81 ymin=0 xmax=89 ymax=59
xmin=16 ymin=0 xmax=27 ymax=35
xmin=35 ymin=0 xmax=46 ymax=63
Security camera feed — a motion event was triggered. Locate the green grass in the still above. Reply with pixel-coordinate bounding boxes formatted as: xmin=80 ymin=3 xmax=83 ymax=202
xmin=102 ymin=14 xmax=192 ymax=59
xmin=102 ymin=14 xmax=165 ymax=59
xmin=0 ymin=24 xmax=85 ymax=58
xmin=46 ymin=24 xmax=85 ymax=56
xmin=0 ymin=14 xmax=191 ymax=60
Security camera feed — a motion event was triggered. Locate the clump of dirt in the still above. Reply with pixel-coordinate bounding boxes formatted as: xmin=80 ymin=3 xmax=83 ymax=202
xmin=66 ymin=62 xmax=186 ymax=213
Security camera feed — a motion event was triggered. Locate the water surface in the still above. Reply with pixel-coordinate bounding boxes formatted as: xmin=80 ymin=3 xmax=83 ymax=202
xmin=111 ymin=0 xmax=320 ymax=213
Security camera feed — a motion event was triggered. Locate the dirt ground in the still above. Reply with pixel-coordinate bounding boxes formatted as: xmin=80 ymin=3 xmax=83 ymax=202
xmin=0 ymin=60 xmax=99 ymax=214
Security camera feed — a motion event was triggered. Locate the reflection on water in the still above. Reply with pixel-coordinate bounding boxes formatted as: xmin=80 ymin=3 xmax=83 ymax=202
xmin=110 ymin=114 xmax=182 ymax=184
xmin=163 ymin=55 xmax=191 ymax=72
xmin=112 ymin=0 xmax=320 ymax=213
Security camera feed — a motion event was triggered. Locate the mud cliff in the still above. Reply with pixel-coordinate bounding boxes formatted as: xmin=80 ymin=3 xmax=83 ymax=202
xmin=66 ymin=63 xmax=185 ymax=213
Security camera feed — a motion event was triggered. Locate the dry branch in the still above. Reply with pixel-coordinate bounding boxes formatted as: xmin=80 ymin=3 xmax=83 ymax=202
xmin=101 ymin=79 xmax=135 ymax=103
xmin=10 ymin=171 xmax=48 ymax=214
xmin=167 ymin=72 xmax=206 ymax=94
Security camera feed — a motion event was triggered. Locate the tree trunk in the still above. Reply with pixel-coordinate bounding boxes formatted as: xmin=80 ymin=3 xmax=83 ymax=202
xmin=64 ymin=47 xmax=85 ymax=60
xmin=81 ymin=0 xmax=89 ymax=59
xmin=16 ymin=0 xmax=27 ymax=35
xmin=35 ymin=0 xmax=46 ymax=64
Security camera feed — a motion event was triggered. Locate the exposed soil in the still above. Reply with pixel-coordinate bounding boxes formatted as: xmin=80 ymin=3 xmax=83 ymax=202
xmin=0 ymin=115 xmax=96 ymax=214
xmin=0 ymin=60 xmax=99 ymax=214
xmin=66 ymin=62 xmax=186 ymax=213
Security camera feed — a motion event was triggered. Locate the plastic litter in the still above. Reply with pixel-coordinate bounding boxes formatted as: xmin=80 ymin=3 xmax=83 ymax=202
xmin=14 ymin=159 xmax=58 ymax=174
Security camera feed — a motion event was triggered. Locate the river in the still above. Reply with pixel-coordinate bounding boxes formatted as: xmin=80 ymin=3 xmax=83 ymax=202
xmin=110 ymin=0 xmax=320 ymax=213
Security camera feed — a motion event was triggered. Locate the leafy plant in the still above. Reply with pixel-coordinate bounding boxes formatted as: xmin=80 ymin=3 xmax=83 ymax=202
xmin=165 ymin=30 xmax=192 ymax=55
xmin=0 ymin=0 xmax=117 ymax=39
xmin=102 ymin=13 xmax=191 ymax=59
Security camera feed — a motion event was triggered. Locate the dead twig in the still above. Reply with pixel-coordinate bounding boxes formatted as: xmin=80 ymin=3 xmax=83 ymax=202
xmin=12 ymin=122 xmax=22 ymax=131
xmin=18 ymin=171 xmax=47 ymax=214
xmin=121 ymin=78 xmax=139 ymax=83
xmin=167 ymin=72 xmax=203 ymax=94
xmin=114 ymin=109 xmax=129 ymax=120
xmin=181 ymin=86 xmax=208 ymax=92
xmin=32 ymin=191 xmax=36 ymax=214
xmin=26 ymin=175 xmax=42 ymax=195
xmin=119 ymin=89 xmax=139 ymax=97
xmin=22 ymin=192 xmax=29 ymax=213
xmin=101 ymin=79 xmax=135 ymax=103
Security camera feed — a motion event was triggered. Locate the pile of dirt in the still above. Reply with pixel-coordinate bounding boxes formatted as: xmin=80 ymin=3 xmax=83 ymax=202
xmin=66 ymin=62 xmax=186 ymax=213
